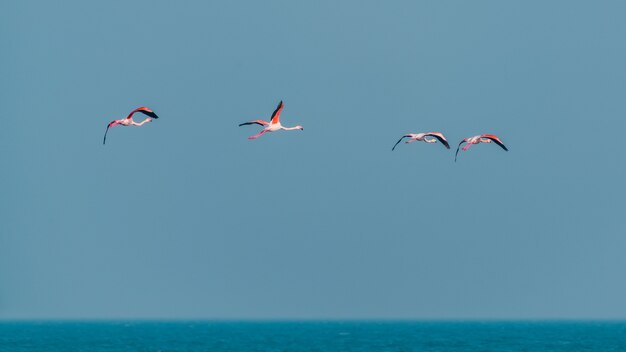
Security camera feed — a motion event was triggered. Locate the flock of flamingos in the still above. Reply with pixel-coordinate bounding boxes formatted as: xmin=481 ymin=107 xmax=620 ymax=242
xmin=103 ymin=101 xmax=508 ymax=162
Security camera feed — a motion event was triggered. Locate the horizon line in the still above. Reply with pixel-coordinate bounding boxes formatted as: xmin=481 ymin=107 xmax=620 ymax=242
xmin=2 ymin=318 xmax=626 ymax=323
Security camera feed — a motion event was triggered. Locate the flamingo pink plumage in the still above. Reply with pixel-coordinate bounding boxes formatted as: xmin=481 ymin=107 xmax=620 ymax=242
xmin=455 ymin=134 xmax=508 ymax=162
xmin=392 ymin=132 xmax=450 ymax=151
xmin=103 ymin=107 xmax=159 ymax=145
xmin=239 ymin=101 xmax=303 ymax=139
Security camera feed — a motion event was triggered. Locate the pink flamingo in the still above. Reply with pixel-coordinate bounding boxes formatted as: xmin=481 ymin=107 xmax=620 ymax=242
xmin=239 ymin=101 xmax=303 ymax=139
xmin=103 ymin=107 xmax=159 ymax=145
xmin=455 ymin=134 xmax=508 ymax=162
xmin=392 ymin=132 xmax=450 ymax=151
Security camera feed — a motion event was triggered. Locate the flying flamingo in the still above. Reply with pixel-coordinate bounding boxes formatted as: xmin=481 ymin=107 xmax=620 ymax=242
xmin=239 ymin=101 xmax=303 ymax=139
xmin=103 ymin=107 xmax=159 ymax=145
xmin=392 ymin=132 xmax=450 ymax=151
xmin=455 ymin=134 xmax=508 ymax=162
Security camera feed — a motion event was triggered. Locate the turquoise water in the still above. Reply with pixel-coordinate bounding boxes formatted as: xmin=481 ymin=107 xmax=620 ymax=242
xmin=1 ymin=321 xmax=625 ymax=351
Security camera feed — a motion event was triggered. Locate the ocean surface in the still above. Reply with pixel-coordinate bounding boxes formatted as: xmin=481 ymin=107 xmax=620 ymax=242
xmin=1 ymin=321 xmax=625 ymax=351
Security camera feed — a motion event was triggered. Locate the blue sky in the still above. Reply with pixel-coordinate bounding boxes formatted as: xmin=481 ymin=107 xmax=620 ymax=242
xmin=1 ymin=0 xmax=626 ymax=319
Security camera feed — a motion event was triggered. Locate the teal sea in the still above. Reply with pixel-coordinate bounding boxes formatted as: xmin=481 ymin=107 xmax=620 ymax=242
xmin=1 ymin=321 xmax=625 ymax=351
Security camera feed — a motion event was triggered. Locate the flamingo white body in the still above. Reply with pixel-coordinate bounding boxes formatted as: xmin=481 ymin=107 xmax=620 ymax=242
xmin=455 ymin=134 xmax=508 ymax=161
xmin=239 ymin=101 xmax=303 ymax=139
xmin=103 ymin=106 xmax=159 ymax=145
xmin=392 ymin=132 xmax=450 ymax=151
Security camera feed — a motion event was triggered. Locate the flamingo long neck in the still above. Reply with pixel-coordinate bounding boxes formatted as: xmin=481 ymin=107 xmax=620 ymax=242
xmin=282 ymin=126 xmax=301 ymax=131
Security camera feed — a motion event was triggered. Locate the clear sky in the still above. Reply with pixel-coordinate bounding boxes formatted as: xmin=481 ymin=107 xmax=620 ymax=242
xmin=1 ymin=0 xmax=626 ymax=320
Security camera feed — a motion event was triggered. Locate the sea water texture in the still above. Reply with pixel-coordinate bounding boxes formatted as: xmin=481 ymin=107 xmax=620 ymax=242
xmin=1 ymin=321 xmax=625 ymax=351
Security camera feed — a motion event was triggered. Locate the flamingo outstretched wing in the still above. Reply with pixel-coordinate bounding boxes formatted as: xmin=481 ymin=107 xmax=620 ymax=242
xmin=126 ymin=106 xmax=159 ymax=120
xmin=481 ymin=134 xmax=508 ymax=151
xmin=425 ymin=132 xmax=450 ymax=149
xmin=239 ymin=120 xmax=270 ymax=127
xmin=270 ymin=101 xmax=284 ymax=125
xmin=455 ymin=140 xmax=467 ymax=162
xmin=392 ymin=135 xmax=412 ymax=151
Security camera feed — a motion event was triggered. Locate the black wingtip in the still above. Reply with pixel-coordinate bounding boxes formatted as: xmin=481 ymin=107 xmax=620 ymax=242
xmin=136 ymin=109 xmax=159 ymax=119
xmin=494 ymin=141 xmax=508 ymax=152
